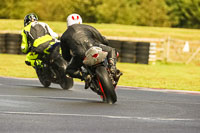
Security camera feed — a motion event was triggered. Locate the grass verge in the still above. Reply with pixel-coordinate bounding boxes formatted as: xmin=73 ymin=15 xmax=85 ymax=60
xmin=0 ymin=54 xmax=199 ymax=91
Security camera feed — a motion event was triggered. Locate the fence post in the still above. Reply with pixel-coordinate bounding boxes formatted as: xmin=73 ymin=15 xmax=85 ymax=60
xmin=165 ymin=37 xmax=171 ymax=62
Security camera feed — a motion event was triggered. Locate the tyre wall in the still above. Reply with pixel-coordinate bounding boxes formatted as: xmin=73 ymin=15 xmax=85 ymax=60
xmin=0 ymin=33 xmax=22 ymax=54
xmin=5 ymin=33 xmax=22 ymax=54
xmin=108 ymin=39 xmax=152 ymax=64
xmin=0 ymin=33 xmax=155 ymax=64
xmin=0 ymin=34 xmax=6 ymax=53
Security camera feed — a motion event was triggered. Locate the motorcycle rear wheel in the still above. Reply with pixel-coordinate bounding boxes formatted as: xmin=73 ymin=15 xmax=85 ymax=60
xmin=39 ymin=78 xmax=51 ymax=88
xmin=36 ymin=68 xmax=51 ymax=88
xmin=95 ymin=66 xmax=117 ymax=104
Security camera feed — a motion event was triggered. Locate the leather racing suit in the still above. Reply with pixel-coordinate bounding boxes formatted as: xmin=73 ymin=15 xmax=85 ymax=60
xmin=60 ymin=24 xmax=117 ymax=79
xmin=21 ymin=21 xmax=58 ymax=67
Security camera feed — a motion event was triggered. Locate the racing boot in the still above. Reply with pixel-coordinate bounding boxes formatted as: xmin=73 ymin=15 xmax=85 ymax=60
xmin=108 ymin=58 xmax=123 ymax=87
xmin=108 ymin=58 xmax=117 ymax=74
xmin=83 ymin=74 xmax=91 ymax=89
xmin=114 ymin=69 xmax=123 ymax=83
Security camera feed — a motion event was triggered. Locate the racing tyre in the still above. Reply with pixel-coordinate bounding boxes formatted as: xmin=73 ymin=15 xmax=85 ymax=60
xmin=36 ymin=68 xmax=51 ymax=88
xmin=95 ymin=66 xmax=117 ymax=104
xmin=60 ymin=76 xmax=74 ymax=90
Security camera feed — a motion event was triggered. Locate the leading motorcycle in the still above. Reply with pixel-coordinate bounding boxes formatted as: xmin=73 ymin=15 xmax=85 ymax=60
xmin=35 ymin=43 xmax=74 ymax=89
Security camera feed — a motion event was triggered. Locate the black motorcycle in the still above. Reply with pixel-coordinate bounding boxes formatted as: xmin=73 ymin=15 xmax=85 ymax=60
xmin=35 ymin=44 xmax=73 ymax=89
xmin=81 ymin=46 xmax=122 ymax=104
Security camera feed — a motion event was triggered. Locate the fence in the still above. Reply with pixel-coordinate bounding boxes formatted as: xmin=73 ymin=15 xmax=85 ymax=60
xmin=164 ymin=38 xmax=200 ymax=64
xmin=0 ymin=33 xmax=200 ymax=64
xmin=107 ymin=36 xmax=200 ymax=64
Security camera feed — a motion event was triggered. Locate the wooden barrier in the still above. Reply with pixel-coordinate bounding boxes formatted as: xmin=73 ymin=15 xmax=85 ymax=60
xmin=0 ymin=33 xmax=154 ymax=64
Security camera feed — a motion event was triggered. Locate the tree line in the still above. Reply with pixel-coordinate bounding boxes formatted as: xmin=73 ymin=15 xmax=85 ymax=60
xmin=0 ymin=0 xmax=200 ymax=28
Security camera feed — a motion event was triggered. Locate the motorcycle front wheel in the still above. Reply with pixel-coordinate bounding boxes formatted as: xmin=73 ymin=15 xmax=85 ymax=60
xmin=59 ymin=75 xmax=74 ymax=90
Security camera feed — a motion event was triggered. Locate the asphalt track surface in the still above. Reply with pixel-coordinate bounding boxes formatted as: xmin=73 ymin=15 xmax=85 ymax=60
xmin=0 ymin=76 xmax=199 ymax=133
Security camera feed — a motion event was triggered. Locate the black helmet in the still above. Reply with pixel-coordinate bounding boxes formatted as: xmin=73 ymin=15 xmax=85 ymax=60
xmin=24 ymin=13 xmax=38 ymax=26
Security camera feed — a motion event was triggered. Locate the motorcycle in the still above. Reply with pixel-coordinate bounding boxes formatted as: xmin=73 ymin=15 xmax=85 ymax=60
xmin=81 ymin=46 xmax=122 ymax=104
xmin=35 ymin=43 xmax=74 ymax=89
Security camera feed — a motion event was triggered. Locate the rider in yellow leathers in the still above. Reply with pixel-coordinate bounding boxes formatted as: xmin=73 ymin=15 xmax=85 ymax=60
xmin=21 ymin=13 xmax=58 ymax=67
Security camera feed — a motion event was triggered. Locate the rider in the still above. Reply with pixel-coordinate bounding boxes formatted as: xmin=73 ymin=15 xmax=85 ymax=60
xmin=60 ymin=13 xmax=121 ymax=88
xmin=21 ymin=13 xmax=59 ymax=67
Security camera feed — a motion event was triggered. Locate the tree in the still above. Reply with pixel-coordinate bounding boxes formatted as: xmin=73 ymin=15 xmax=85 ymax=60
xmin=1 ymin=0 xmax=200 ymax=28
xmin=72 ymin=0 xmax=102 ymax=23
xmin=0 ymin=0 xmax=32 ymax=19
xmin=166 ymin=0 xmax=200 ymax=28
xmin=135 ymin=0 xmax=171 ymax=27
xmin=96 ymin=0 xmax=135 ymax=24
xmin=30 ymin=0 xmax=74 ymax=21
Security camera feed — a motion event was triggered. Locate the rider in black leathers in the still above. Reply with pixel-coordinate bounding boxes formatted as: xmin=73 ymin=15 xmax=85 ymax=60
xmin=60 ymin=14 xmax=120 ymax=87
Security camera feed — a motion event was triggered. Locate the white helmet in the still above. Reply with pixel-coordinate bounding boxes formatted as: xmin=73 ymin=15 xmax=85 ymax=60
xmin=67 ymin=13 xmax=82 ymax=27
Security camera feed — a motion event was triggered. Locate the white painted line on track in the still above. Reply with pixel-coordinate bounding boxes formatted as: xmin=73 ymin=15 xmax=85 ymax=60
xmin=0 ymin=111 xmax=131 ymax=119
xmin=0 ymin=111 xmax=198 ymax=121
xmin=118 ymin=86 xmax=200 ymax=95
xmin=0 ymin=94 xmax=97 ymax=101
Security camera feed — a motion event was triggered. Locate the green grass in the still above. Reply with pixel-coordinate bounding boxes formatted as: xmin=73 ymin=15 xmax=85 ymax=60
xmin=1 ymin=19 xmax=200 ymax=91
xmin=1 ymin=19 xmax=200 ymax=41
xmin=0 ymin=54 xmax=200 ymax=91
xmin=117 ymin=62 xmax=200 ymax=91
xmin=0 ymin=54 xmax=36 ymax=78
